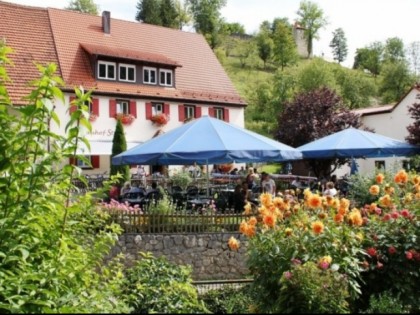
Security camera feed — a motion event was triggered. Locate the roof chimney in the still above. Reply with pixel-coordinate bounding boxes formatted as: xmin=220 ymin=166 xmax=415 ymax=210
xmin=102 ymin=11 xmax=111 ymax=34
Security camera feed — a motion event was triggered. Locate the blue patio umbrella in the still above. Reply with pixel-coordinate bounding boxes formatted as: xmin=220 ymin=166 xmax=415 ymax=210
xmin=297 ymin=127 xmax=420 ymax=159
xmin=112 ymin=115 xmax=303 ymax=166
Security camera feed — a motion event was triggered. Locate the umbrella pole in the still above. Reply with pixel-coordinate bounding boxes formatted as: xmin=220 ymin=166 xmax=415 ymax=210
xmin=206 ymin=161 xmax=210 ymax=198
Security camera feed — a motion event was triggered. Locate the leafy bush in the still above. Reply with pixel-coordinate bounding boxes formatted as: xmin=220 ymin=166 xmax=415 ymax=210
xmin=277 ymin=261 xmax=350 ymax=314
xmin=200 ymin=285 xmax=253 ymax=314
xmin=123 ymin=252 xmax=210 ymax=314
xmin=362 ymin=291 xmax=409 ymax=314
xmin=227 ymin=168 xmax=419 ymax=314
xmin=0 ymin=44 xmax=129 ymax=313
xmin=170 ymin=171 xmax=193 ymax=190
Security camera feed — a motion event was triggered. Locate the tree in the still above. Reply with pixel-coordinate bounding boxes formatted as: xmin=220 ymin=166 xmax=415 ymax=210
xmin=186 ymin=0 xmax=227 ymax=49
xmin=274 ymin=87 xmax=363 ymax=178
xmin=353 ymin=42 xmax=384 ymax=77
xmin=66 ymin=0 xmax=99 ymax=15
xmin=297 ymin=58 xmax=336 ymax=93
xmin=174 ymin=0 xmax=191 ymax=30
xmin=296 ymin=0 xmax=328 ymax=58
xmin=406 ymin=41 xmax=420 ymax=79
xmin=379 ymin=60 xmax=414 ymax=103
xmin=160 ymin=0 xmax=179 ymax=28
xmin=406 ymin=93 xmax=420 ymax=145
xmin=110 ymin=119 xmax=130 ymax=186
xmin=383 ymin=37 xmax=405 ymax=63
xmin=135 ymin=0 xmax=162 ymax=25
xmin=329 ymin=28 xmax=348 ymax=64
xmin=271 ymin=21 xmax=299 ymax=70
xmin=256 ymin=28 xmax=274 ymax=69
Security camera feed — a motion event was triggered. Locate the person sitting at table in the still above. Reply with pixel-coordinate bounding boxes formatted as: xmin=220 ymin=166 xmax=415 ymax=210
xmin=121 ymin=181 xmax=132 ymax=196
xmin=323 ymin=181 xmax=338 ymax=197
xmin=241 ymin=181 xmax=258 ymax=208
xmin=232 ymin=184 xmax=245 ymax=213
xmin=261 ymin=172 xmax=276 ymax=197
xmin=245 ymin=167 xmax=257 ymax=189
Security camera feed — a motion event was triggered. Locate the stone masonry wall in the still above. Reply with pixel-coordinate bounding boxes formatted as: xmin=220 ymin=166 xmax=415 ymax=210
xmin=110 ymin=233 xmax=249 ymax=280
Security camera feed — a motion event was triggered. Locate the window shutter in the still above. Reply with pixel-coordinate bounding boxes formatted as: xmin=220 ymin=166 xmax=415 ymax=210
xmin=91 ymin=155 xmax=100 ymax=168
xmin=163 ymin=103 xmax=170 ymax=115
xmin=109 ymin=99 xmax=117 ymax=118
xmin=223 ymin=108 xmax=230 ymax=122
xmin=91 ymin=98 xmax=99 ymax=115
xmin=69 ymin=96 xmax=77 ymax=114
xmin=69 ymin=157 xmax=76 ymax=165
xmin=208 ymin=107 xmax=215 ymax=118
xmin=129 ymin=100 xmax=137 ymax=118
xmin=178 ymin=104 xmax=185 ymax=121
xmin=145 ymin=102 xmax=152 ymax=119
xmin=195 ymin=106 xmax=202 ymax=118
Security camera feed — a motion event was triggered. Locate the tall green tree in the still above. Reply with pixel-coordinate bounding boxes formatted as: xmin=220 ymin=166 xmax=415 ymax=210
xmin=256 ymin=28 xmax=274 ymax=69
xmin=272 ymin=21 xmax=299 ymax=70
xmin=379 ymin=60 xmax=414 ymax=103
xmin=383 ymin=37 xmax=405 ymax=63
xmin=297 ymin=58 xmax=336 ymax=92
xmin=135 ymin=0 xmax=162 ymax=25
xmin=110 ymin=119 xmax=130 ymax=186
xmin=160 ymin=0 xmax=179 ymax=28
xmin=174 ymin=0 xmax=191 ymax=29
xmin=66 ymin=0 xmax=99 ymax=15
xmin=274 ymin=87 xmax=363 ymax=178
xmin=296 ymin=0 xmax=328 ymax=58
xmin=329 ymin=27 xmax=348 ymax=64
xmin=353 ymin=42 xmax=384 ymax=77
xmin=186 ymin=0 xmax=227 ymax=49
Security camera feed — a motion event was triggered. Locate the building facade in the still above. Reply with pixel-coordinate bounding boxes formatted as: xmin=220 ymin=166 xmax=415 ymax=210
xmin=0 ymin=1 xmax=246 ymax=175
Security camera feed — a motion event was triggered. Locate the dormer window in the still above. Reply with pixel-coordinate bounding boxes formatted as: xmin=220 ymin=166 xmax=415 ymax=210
xmin=119 ymin=63 xmax=136 ymax=82
xmin=98 ymin=61 xmax=116 ymax=80
xmin=159 ymin=69 xmax=172 ymax=86
xmin=143 ymin=67 xmax=157 ymax=84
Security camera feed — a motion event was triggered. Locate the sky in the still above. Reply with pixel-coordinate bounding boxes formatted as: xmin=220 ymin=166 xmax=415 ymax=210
xmin=4 ymin=0 xmax=420 ymax=68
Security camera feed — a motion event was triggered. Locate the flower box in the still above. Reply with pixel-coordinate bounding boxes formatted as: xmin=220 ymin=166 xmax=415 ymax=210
xmin=150 ymin=113 xmax=170 ymax=126
xmin=115 ymin=113 xmax=135 ymax=125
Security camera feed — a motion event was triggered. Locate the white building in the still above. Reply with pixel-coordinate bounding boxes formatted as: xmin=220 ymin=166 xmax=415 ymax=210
xmin=1 ymin=1 xmax=246 ymax=176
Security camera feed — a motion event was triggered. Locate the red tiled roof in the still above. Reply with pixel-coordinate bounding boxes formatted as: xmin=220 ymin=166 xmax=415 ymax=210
xmin=0 ymin=1 xmax=246 ymax=106
xmin=80 ymin=43 xmax=182 ymax=67
xmin=0 ymin=1 xmax=60 ymax=104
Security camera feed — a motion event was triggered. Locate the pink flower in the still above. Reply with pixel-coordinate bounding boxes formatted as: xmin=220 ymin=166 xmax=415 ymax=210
xmin=376 ymin=261 xmax=384 ymax=269
xmin=367 ymin=247 xmax=377 ymax=257
xmin=388 ymin=246 xmax=397 ymax=255
xmin=319 ymin=261 xmax=330 ymax=270
xmin=383 ymin=213 xmax=391 ymax=222
xmin=406 ymin=251 xmax=413 ymax=260
xmin=400 ymin=209 xmax=410 ymax=218
xmin=283 ymin=271 xmax=293 ymax=280
xmin=391 ymin=211 xmax=400 ymax=219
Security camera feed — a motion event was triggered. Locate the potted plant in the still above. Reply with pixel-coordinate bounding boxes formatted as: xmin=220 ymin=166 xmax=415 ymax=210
xmin=115 ymin=113 xmax=135 ymax=125
xmin=150 ymin=113 xmax=170 ymax=126
xmin=88 ymin=113 xmax=98 ymax=122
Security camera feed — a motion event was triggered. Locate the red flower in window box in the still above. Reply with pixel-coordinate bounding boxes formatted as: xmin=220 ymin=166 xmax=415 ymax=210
xmin=151 ymin=113 xmax=170 ymax=126
xmin=115 ymin=113 xmax=135 ymax=125
xmin=88 ymin=113 xmax=98 ymax=122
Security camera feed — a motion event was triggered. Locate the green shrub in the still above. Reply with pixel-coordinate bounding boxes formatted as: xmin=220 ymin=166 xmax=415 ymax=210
xmin=0 ymin=44 xmax=129 ymax=313
xmin=200 ymin=285 xmax=253 ymax=314
xmin=277 ymin=261 xmax=350 ymax=314
xmin=170 ymin=171 xmax=193 ymax=190
xmin=362 ymin=291 xmax=410 ymax=314
xmin=123 ymin=252 xmax=210 ymax=314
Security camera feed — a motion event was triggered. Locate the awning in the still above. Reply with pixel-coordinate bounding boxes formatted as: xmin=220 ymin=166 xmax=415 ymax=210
xmin=77 ymin=141 xmax=142 ymax=155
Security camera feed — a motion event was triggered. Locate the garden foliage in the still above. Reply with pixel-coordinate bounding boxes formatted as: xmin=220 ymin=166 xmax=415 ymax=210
xmin=229 ymin=169 xmax=419 ymax=313
xmin=0 ymin=44 xmax=129 ymax=313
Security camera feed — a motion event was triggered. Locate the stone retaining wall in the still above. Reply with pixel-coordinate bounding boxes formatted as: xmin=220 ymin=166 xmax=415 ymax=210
xmin=110 ymin=233 xmax=249 ymax=280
